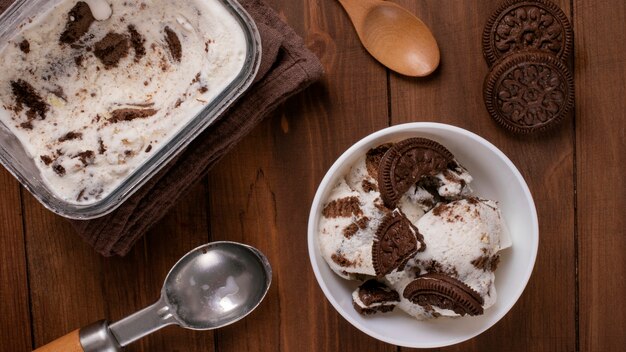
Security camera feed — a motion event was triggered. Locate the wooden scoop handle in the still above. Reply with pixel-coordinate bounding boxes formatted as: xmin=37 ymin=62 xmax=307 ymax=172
xmin=33 ymin=329 xmax=84 ymax=352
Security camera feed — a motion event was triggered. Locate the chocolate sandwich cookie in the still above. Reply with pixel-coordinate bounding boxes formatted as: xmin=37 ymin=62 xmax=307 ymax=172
xmin=403 ymin=273 xmax=484 ymax=316
xmin=484 ymin=52 xmax=574 ymax=134
xmin=352 ymin=279 xmax=400 ymax=315
xmin=372 ymin=210 xmax=425 ymax=277
xmin=482 ymin=0 xmax=573 ymax=66
xmin=378 ymin=138 xmax=453 ymax=208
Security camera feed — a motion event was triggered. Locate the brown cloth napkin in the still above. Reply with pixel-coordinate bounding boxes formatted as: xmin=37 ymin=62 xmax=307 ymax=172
xmin=47 ymin=0 xmax=322 ymax=256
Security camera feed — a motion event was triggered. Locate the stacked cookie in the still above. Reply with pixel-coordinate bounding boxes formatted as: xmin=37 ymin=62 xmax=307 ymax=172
xmin=482 ymin=0 xmax=574 ymax=134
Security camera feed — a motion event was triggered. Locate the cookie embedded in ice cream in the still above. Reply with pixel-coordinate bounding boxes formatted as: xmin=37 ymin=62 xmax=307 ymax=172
xmin=411 ymin=198 xmax=505 ymax=314
xmin=318 ymin=177 xmax=377 ymax=279
xmin=378 ymin=138 xmax=454 ymax=208
xmin=403 ymin=273 xmax=484 ymax=316
xmin=319 ymin=162 xmax=425 ymax=279
xmin=352 ymin=279 xmax=401 ymax=315
xmin=372 ymin=209 xmax=424 ymax=277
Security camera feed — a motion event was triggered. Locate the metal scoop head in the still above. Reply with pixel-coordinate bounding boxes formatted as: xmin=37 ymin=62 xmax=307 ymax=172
xmin=108 ymin=241 xmax=272 ymax=347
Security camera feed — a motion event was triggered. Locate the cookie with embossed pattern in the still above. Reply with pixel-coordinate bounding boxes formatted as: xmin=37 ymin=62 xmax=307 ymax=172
xmin=482 ymin=0 xmax=573 ymax=66
xmin=484 ymin=51 xmax=574 ymax=134
xmin=372 ymin=209 xmax=425 ymax=277
xmin=403 ymin=273 xmax=484 ymax=316
xmin=378 ymin=138 xmax=454 ymax=208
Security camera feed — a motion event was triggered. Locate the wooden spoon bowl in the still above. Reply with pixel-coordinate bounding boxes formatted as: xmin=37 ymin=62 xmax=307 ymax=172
xmin=339 ymin=0 xmax=440 ymax=77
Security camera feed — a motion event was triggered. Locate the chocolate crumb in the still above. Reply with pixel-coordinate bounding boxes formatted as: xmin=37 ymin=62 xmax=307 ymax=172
xmin=58 ymin=131 xmax=83 ymax=142
xmin=19 ymin=39 xmax=30 ymax=54
xmin=198 ymin=86 xmax=208 ymax=94
xmin=356 ymin=216 xmax=370 ymax=229
xmin=343 ymin=216 xmax=370 ymax=238
xmin=98 ymin=138 xmax=107 ymax=154
xmin=322 ymin=196 xmax=363 ymax=218
xmin=127 ymin=25 xmax=146 ymax=61
xmin=40 ymin=155 xmax=53 ymax=165
xmin=343 ymin=223 xmax=359 ymax=238
xmin=145 ymin=144 xmax=152 ymax=152
xmin=60 ymin=2 xmax=95 ymax=45
xmin=471 ymin=254 xmax=500 ymax=272
xmin=365 ymin=144 xmax=392 ymax=179
xmin=20 ymin=121 xmax=33 ymax=129
xmin=109 ymin=108 xmax=157 ymax=122
xmin=331 ymin=253 xmax=355 ymax=267
xmin=76 ymin=188 xmax=85 ymax=201
xmin=164 ymin=26 xmax=182 ymax=62
xmin=94 ymin=32 xmax=130 ymax=68
xmin=52 ymin=163 xmax=66 ymax=176
xmin=75 ymin=150 xmax=95 ymax=165
xmin=432 ymin=203 xmax=450 ymax=217
xmin=74 ymin=55 xmax=84 ymax=66
xmin=11 ymin=79 xmax=49 ymax=121
xmin=174 ymin=98 xmax=183 ymax=108
xmin=362 ymin=179 xmax=377 ymax=192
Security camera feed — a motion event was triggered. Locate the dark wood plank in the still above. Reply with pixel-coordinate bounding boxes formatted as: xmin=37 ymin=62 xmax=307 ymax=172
xmin=390 ymin=1 xmax=576 ymax=351
xmin=574 ymin=1 xmax=626 ymax=350
xmin=22 ymin=190 xmax=107 ymax=348
xmin=0 ymin=169 xmax=32 ymax=351
xmin=139 ymin=181 xmax=213 ymax=351
xmin=24 ymin=179 xmax=212 ymax=350
xmin=207 ymin=0 xmax=393 ymax=350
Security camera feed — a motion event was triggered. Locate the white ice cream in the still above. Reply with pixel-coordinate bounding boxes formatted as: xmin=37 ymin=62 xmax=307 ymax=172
xmin=319 ymin=143 xmax=512 ymax=320
xmin=385 ymin=198 xmax=507 ymax=319
xmin=0 ymin=0 xmax=247 ymax=203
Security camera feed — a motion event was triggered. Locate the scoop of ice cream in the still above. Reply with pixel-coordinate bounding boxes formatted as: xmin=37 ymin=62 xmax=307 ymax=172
xmin=319 ymin=151 xmax=425 ymax=280
xmin=386 ymin=198 xmax=506 ymax=319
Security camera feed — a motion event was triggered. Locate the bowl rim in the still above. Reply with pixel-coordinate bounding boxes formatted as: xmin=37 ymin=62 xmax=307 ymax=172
xmin=307 ymin=122 xmax=539 ymax=348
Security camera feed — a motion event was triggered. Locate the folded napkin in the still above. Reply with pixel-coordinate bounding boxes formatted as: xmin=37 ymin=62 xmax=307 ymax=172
xmin=29 ymin=0 xmax=323 ymax=256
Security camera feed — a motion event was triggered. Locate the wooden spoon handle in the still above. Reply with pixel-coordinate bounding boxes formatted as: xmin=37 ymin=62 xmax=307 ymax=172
xmin=33 ymin=330 xmax=84 ymax=352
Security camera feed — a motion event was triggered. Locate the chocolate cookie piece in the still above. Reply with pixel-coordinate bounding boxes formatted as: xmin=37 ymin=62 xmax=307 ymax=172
xmin=403 ymin=273 xmax=484 ymax=316
xmin=164 ymin=26 xmax=182 ymax=62
xmin=322 ymin=196 xmax=363 ymax=218
xmin=484 ymin=52 xmax=574 ymax=134
xmin=19 ymin=39 xmax=30 ymax=54
xmin=127 ymin=25 xmax=146 ymax=61
xmin=94 ymin=32 xmax=130 ymax=68
xmin=378 ymin=138 xmax=453 ymax=208
xmin=11 ymin=79 xmax=49 ymax=121
xmin=482 ymin=0 xmax=573 ymax=66
xmin=109 ymin=108 xmax=157 ymax=122
xmin=60 ymin=2 xmax=96 ymax=45
xmin=353 ymin=280 xmax=400 ymax=315
xmin=372 ymin=210 xmax=424 ymax=277
xmin=365 ymin=143 xmax=392 ymax=179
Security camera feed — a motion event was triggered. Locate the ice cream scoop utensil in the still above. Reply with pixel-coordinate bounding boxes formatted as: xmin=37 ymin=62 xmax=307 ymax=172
xmin=337 ymin=0 xmax=440 ymax=77
xmin=33 ymin=241 xmax=272 ymax=352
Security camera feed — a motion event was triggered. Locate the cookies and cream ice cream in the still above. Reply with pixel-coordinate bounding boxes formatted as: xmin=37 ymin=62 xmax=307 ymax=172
xmin=0 ymin=0 xmax=247 ymax=203
xmin=318 ymin=137 xmax=511 ymax=320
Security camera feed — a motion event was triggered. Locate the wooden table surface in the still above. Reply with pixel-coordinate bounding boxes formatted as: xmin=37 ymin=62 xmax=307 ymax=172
xmin=1 ymin=0 xmax=624 ymax=351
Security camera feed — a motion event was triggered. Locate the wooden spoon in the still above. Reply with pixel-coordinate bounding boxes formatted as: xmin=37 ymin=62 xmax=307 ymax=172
xmin=338 ymin=0 xmax=440 ymax=77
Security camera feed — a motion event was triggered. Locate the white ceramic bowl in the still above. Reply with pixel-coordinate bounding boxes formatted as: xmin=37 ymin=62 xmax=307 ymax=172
xmin=307 ymin=122 xmax=538 ymax=348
